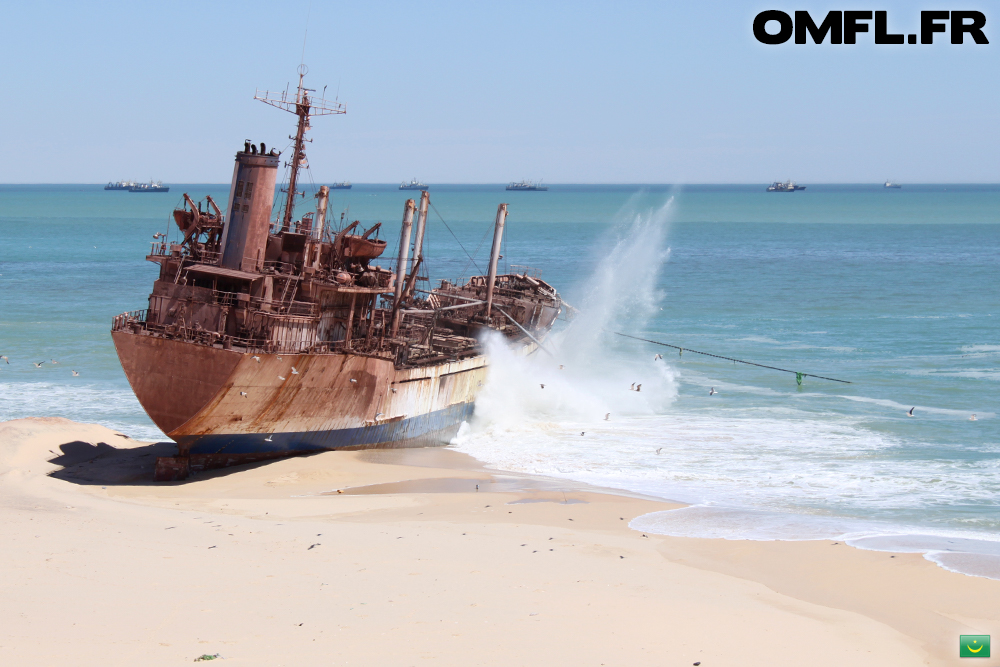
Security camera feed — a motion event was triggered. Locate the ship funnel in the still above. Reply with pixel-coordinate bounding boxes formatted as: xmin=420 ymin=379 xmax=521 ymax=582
xmin=219 ymin=143 xmax=279 ymax=272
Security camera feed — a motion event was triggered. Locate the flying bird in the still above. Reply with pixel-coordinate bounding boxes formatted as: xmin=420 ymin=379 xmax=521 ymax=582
xmin=350 ymin=378 xmax=357 ymax=383
xmin=291 ymin=367 xmax=299 ymax=375
xmin=276 ymin=356 xmax=283 ymax=361
xmin=264 ymin=434 xmax=273 ymax=442
xmin=709 ymin=387 xmax=716 ymax=396
xmin=50 ymin=359 xmax=58 ymax=364
xmin=654 ymin=354 xmax=662 ymax=360
xmin=635 ymin=384 xmax=642 ymax=392
xmin=1 ymin=356 xmax=8 ymax=364
xmin=252 ymin=355 xmax=261 ymax=363
xmin=656 ymin=447 xmax=662 ymax=454
xmin=604 ymin=413 xmax=610 ymax=421
xmin=540 ymin=383 xmax=545 ymax=389
xmin=375 ymin=412 xmax=384 ymax=420
xmin=71 ymin=370 xmax=79 ymax=376
xmin=970 ymin=414 xmax=977 ymax=421
xmin=559 ymin=365 xmax=564 ymax=370
xmin=240 ymin=391 xmax=248 ymax=398
xmin=907 ymin=407 xmax=915 ymax=417
xmin=278 ymin=375 xmax=286 ymax=381
xmin=32 ymin=362 xmax=43 ymax=368
xmin=580 ymin=432 xmax=585 ymax=436
xmin=630 ymin=383 xmax=635 ymax=390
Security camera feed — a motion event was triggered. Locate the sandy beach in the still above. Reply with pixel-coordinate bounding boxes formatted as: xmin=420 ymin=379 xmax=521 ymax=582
xmin=1 ymin=417 xmax=996 ymax=666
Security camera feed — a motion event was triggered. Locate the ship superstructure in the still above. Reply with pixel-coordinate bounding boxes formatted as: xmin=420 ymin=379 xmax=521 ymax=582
xmin=111 ymin=67 xmax=562 ymax=480
xmin=130 ymin=180 xmax=170 ymax=193
xmin=400 ymin=179 xmax=427 ymax=190
xmin=105 ymin=180 xmax=135 ymax=191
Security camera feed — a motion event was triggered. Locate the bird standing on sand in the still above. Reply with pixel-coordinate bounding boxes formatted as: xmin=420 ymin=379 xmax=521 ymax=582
xmin=709 ymin=387 xmax=716 ymax=396
xmin=71 ymin=370 xmax=79 ymax=376
xmin=908 ymin=407 xmax=915 ymax=417
xmin=604 ymin=413 xmax=610 ymax=421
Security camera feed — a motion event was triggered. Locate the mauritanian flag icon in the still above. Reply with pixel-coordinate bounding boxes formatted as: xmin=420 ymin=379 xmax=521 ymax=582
xmin=960 ymin=635 xmax=990 ymax=658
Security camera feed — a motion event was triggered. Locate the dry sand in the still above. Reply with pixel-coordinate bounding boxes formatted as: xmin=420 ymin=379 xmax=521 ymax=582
xmin=1 ymin=417 xmax=996 ymax=666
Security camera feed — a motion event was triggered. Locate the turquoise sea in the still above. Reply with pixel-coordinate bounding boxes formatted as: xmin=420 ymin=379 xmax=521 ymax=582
xmin=1 ymin=183 xmax=998 ymax=576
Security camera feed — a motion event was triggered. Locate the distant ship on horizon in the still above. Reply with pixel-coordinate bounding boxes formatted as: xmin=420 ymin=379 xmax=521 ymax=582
xmin=506 ymin=180 xmax=548 ymax=191
xmin=400 ymin=178 xmax=427 ymax=190
xmin=884 ymin=180 xmax=902 ymax=189
xmin=129 ymin=180 xmax=170 ymax=193
xmin=105 ymin=180 xmax=135 ymax=191
xmin=330 ymin=181 xmax=352 ymax=189
xmin=767 ymin=180 xmax=806 ymax=192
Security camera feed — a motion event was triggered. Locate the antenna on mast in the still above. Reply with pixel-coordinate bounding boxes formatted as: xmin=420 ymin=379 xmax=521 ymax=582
xmin=255 ymin=65 xmax=345 ymax=231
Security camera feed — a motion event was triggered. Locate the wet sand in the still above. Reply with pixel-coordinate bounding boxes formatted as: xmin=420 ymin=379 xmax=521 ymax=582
xmin=1 ymin=417 xmax=996 ymax=665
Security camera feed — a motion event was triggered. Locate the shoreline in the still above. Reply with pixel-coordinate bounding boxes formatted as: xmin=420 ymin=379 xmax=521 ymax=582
xmin=1 ymin=416 xmax=997 ymax=665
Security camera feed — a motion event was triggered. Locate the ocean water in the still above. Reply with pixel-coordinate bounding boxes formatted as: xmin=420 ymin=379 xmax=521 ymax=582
xmin=1 ymin=183 xmax=998 ymax=576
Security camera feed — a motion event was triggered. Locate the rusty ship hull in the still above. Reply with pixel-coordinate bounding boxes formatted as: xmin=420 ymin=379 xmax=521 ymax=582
xmin=114 ymin=330 xmax=490 ymax=458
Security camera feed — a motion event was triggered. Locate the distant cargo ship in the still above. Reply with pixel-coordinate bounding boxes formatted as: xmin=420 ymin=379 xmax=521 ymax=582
xmin=766 ymin=181 xmax=806 ymax=192
xmin=506 ymin=180 xmax=548 ymax=191
xmin=884 ymin=180 xmax=902 ymax=189
xmin=400 ymin=179 xmax=427 ymax=190
xmin=130 ymin=180 xmax=170 ymax=193
xmin=105 ymin=180 xmax=135 ymax=191
xmin=330 ymin=182 xmax=352 ymax=189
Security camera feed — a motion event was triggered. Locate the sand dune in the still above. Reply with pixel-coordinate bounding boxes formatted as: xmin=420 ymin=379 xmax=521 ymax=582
xmin=0 ymin=417 xmax=995 ymax=665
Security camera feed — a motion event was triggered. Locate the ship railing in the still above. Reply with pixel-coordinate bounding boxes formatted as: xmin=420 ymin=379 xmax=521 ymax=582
xmin=111 ymin=309 xmax=149 ymax=332
xmin=208 ymin=290 xmax=319 ymax=317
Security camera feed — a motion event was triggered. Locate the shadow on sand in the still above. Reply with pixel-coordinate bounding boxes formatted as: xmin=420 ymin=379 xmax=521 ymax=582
xmin=46 ymin=440 xmax=290 ymax=486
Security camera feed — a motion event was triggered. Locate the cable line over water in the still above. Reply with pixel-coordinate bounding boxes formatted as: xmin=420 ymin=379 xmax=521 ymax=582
xmin=609 ymin=331 xmax=852 ymax=385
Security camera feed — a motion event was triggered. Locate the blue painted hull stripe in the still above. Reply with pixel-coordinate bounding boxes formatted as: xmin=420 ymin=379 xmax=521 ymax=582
xmin=178 ymin=402 xmax=475 ymax=455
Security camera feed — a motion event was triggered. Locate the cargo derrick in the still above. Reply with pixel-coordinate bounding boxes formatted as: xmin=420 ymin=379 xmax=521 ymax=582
xmin=111 ymin=66 xmax=561 ymax=480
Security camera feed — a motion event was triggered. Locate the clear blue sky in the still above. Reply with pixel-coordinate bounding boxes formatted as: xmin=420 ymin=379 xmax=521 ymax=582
xmin=2 ymin=1 xmax=997 ymax=183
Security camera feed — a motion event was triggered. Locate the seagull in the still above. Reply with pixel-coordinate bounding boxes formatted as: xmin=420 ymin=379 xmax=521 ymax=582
xmin=350 ymin=378 xmax=357 ymax=383
xmin=50 ymin=359 xmax=58 ymax=364
xmin=375 ymin=412 xmax=384 ymax=420
xmin=278 ymin=375 xmax=286 ymax=381
xmin=907 ymin=407 xmax=915 ymax=417
xmin=276 ymin=356 xmax=283 ymax=361
xmin=656 ymin=447 xmax=662 ymax=454
xmin=240 ymin=391 xmax=248 ymax=398
xmin=291 ymin=367 xmax=299 ymax=375
xmin=580 ymin=432 xmax=585 ymax=436
xmin=540 ymin=383 xmax=545 ymax=389
xmin=630 ymin=382 xmax=635 ymax=390
xmin=32 ymin=362 xmax=43 ymax=368
xmin=636 ymin=384 xmax=642 ymax=392
xmin=604 ymin=413 xmax=610 ymax=421
xmin=654 ymin=354 xmax=662 ymax=360
xmin=71 ymin=370 xmax=79 ymax=376
xmin=252 ymin=355 xmax=261 ymax=363
xmin=970 ymin=414 xmax=977 ymax=421
xmin=709 ymin=387 xmax=716 ymax=395
xmin=264 ymin=434 xmax=273 ymax=442
xmin=0 ymin=356 xmax=8 ymax=364
xmin=559 ymin=365 xmax=564 ymax=370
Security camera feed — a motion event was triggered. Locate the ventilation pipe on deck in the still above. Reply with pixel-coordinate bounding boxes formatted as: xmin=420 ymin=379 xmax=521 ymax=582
xmin=313 ymin=185 xmax=329 ymax=241
xmin=485 ymin=203 xmax=508 ymax=319
xmin=391 ymin=199 xmax=416 ymax=337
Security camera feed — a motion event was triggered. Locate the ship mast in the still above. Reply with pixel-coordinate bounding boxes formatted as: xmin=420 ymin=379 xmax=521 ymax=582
xmin=254 ymin=64 xmax=345 ymax=230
